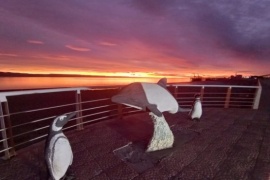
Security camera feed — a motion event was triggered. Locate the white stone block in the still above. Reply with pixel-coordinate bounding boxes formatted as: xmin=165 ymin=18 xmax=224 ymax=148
xmin=146 ymin=112 xmax=174 ymax=152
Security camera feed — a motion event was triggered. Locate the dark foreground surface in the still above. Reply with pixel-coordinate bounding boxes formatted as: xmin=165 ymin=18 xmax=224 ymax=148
xmin=0 ymin=80 xmax=269 ymax=180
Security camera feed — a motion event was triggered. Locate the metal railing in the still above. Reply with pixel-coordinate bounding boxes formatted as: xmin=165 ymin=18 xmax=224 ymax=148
xmin=0 ymin=81 xmax=262 ymax=159
xmin=170 ymin=81 xmax=262 ymax=109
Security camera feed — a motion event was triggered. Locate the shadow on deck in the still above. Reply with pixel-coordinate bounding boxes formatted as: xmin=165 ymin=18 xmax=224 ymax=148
xmin=0 ymin=80 xmax=270 ymax=180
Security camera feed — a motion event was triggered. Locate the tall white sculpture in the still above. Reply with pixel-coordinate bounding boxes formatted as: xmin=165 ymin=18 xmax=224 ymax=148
xmin=112 ymin=78 xmax=190 ymax=152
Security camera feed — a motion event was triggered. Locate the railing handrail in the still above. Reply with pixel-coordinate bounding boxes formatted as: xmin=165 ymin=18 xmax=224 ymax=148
xmin=171 ymin=84 xmax=260 ymax=88
xmin=0 ymin=84 xmax=261 ymax=102
xmin=0 ymin=87 xmax=90 ymax=102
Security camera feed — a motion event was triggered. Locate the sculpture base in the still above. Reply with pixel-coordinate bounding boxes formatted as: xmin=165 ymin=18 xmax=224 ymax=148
xmin=146 ymin=112 xmax=174 ymax=152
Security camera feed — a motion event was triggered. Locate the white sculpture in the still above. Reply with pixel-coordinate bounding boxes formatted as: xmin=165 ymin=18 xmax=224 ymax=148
xmin=112 ymin=78 xmax=190 ymax=152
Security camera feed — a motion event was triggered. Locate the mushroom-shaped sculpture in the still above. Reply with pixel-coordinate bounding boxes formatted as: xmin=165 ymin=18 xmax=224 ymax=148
xmin=111 ymin=78 xmax=189 ymax=152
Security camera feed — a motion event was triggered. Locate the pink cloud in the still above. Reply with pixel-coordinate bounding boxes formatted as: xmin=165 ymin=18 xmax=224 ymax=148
xmin=99 ymin=42 xmax=117 ymax=46
xmin=0 ymin=53 xmax=18 ymax=57
xmin=65 ymin=45 xmax=91 ymax=52
xmin=27 ymin=40 xmax=44 ymax=44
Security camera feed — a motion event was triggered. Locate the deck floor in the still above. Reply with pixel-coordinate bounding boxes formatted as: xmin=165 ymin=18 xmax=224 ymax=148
xmin=0 ymin=80 xmax=270 ymax=180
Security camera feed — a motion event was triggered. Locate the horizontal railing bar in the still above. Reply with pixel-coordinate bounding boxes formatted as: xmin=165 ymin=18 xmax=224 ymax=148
xmin=123 ymin=106 xmax=139 ymax=110
xmin=200 ymin=97 xmax=227 ymax=99
xmin=63 ymin=115 xmax=116 ymax=131
xmin=123 ymin=110 xmax=142 ymax=114
xmin=4 ymin=115 xmax=86 ymax=141
xmin=173 ymin=84 xmax=259 ymax=88
xmin=12 ymin=125 xmax=50 ymax=139
xmin=12 ymin=134 xmax=48 ymax=149
xmin=87 ymin=87 xmax=120 ymax=91
xmin=65 ymin=109 xmax=142 ymax=131
xmin=231 ymin=92 xmax=255 ymax=94
xmin=202 ymin=103 xmax=253 ymax=106
xmin=203 ymin=100 xmax=253 ymax=102
xmin=229 ymin=101 xmax=253 ymax=103
xmin=202 ymin=101 xmax=229 ymax=104
xmin=229 ymin=104 xmax=253 ymax=106
xmin=203 ymin=104 xmax=225 ymax=105
xmin=0 ymin=138 xmax=8 ymax=143
xmin=4 ymin=109 xmax=84 ymax=130
xmin=176 ymin=91 xmax=201 ymax=93
xmin=204 ymin=93 xmax=253 ymax=96
xmin=202 ymin=104 xmax=228 ymax=105
xmin=9 ymin=102 xmax=78 ymax=116
xmin=80 ymin=110 xmax=112 ymax=117
xmin=0 ymin=128 xmax=6 ymax=132
xmin=0 ymin=114 xmax=8 ymax=118
xmin=80 ymin=104 xmax=117 ymax=112
xmin=66 ymin=110 xmax=117 ymax=124
xmin=2 ymin=110 xmax=145 ymax=150
xmin=176 ymin=92 xmax=254 ymax=96
xmin=230 ymin=97 xmax=255 ymax=100
xmin=10 ymin=113 xmax=121 ymax=140
xmin=203 ymin=92 xmax=227 ymax=94
xmin=80 ymin=98 xmax=111 ymax=105
xmin=177 ymin=101 xmax=193 ymax=103
xmin=2 ymin=112 xmax=114 ymax=142
xmin=175 ymin=92 xmax=230 ymax=95
xmin=5 ymin=98 xmax=113 ymax=117
xmin=11 ymin=115 xmax=57 ymax=129
xmin=180 ymin=105 xmax=192 ymax=107
xmin=176 ymin=97 xmax=194 ymax=100
xmin=2 ymin=107 xmax=119 ymax=133
xmin=3 ymin=109 xmax=86 ymax=131
xmin=3 ymin=104 xmax=118 ymax=131
xmin=0 ymin=146 xmax=13 ymax=154
xmin=176 ymin=92 xmax=202 ymax=95
xmin=177 ymin=97 xmax=252 ymax=101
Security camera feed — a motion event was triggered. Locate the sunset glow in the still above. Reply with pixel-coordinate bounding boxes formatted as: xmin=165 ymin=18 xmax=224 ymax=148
xmin=0 ymin=1 xmax=269 ymax=79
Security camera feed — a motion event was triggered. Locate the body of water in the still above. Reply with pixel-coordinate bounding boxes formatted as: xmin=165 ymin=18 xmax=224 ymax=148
xmin=0 ymin=77 xmax=190 ymax=90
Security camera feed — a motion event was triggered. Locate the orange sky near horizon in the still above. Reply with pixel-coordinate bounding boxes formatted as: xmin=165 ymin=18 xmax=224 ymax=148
xmin=0 ymin=53 xmax=250 ymax=79
xmin=0 ymin=54 xmax=263 ymax=79
xmin=0 ymin=38 xmax=262 ymax=79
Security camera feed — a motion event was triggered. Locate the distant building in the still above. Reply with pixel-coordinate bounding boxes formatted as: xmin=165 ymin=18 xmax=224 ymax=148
xmin=230 ymin=74 xmax=243 ymax=79
xmin=191 ymin=76 xmax=206 ymax=82
xmin=250 ymin=74 xmax=270 ymax=79
xmin=191 ymin=76 xmax=229 ymax=82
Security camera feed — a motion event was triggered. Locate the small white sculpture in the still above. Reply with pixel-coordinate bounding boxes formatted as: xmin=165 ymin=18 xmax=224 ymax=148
xmin=189 ymin=94 xmax=202 ymax=121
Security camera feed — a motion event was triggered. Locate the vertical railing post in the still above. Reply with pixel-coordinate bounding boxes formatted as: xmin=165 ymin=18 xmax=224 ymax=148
xmin=174 ymin=86 xmax=178 ymax=99
xmin=3 ymin=101 xmax=16 ymax=157
xmin=75 ymin=90 xmax=83 ymax=130
xmin=0 ymin=101 xmax=10 ymax=159
xmin=224 ymin=87 xmax=232 ymax=108
xmin=200 ymin=86 xmax=205 ymax=102
xmin=253 ymin=81 xmax=262 ymax=109
xmin=118 ymin=104 xmax=123 ymax=120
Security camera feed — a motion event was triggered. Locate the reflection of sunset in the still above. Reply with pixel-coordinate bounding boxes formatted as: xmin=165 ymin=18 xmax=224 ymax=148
xmin=0 ymin=63 xmax=251 ymax=79
xmin=0 ymin=77 xmax=190 ymax=90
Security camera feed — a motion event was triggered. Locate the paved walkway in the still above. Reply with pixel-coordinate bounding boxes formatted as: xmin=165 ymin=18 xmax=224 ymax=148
xmin=0 ymin=80 xmax=269 ymax=180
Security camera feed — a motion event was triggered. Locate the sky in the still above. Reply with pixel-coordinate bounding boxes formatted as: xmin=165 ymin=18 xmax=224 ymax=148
xmin=0 ymin=0 xmax=270 ymax=79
